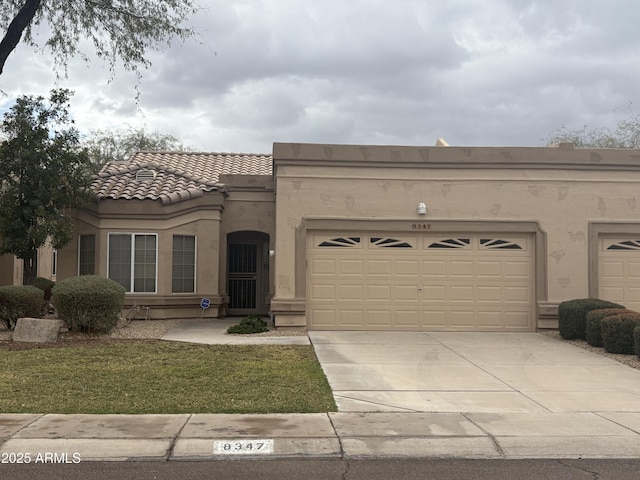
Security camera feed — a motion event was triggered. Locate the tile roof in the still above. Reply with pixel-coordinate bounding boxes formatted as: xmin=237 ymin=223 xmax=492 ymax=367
xmin=92 ymin=151 xmax=273 ymax=205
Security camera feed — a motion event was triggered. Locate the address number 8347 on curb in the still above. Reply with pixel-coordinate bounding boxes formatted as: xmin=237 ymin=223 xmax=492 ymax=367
xmin=213 ymin=439 xmax=274 ymax=454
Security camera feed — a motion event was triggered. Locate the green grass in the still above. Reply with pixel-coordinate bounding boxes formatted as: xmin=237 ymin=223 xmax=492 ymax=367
xmin=0 ymin=342 xmax=337 ymax=414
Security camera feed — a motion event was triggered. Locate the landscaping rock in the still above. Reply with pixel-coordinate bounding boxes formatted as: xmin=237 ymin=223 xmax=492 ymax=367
xmin=12 ymin=318 xmax=65 ymax=343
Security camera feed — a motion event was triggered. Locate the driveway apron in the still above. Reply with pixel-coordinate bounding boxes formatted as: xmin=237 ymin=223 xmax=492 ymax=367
xmin=308 ymin=331 xmax=640 ymax=414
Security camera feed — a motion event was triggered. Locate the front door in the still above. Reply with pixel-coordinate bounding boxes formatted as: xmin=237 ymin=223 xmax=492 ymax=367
xmin=227 ymin=232 xmax=269 ymax=316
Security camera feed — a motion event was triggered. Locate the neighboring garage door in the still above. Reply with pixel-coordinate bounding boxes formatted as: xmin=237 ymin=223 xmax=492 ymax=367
xmin=307 ymin=232 xmax=535 ymax=331
xmin=599 ymin=237 xmax=640 ymax=311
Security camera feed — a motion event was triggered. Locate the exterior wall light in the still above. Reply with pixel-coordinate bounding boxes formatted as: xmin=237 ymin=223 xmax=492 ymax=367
xmin=417 ymin=203 xmax=427 ymax=215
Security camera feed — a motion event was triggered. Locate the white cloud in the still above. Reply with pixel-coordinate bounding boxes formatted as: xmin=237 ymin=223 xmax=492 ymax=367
xmin=2 ymin=0 xmax=640 ymax=152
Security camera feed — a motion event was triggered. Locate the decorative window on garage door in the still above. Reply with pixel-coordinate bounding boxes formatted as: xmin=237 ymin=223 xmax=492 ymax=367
xmin=480 ymin=239 xmax=523 ymax=250
xmin=370 ymin=237 xmax=414 ymax=248
xmin=318 ymin=237 xmax=361 ymax=247
xmin=427 ymin=238 xmax=470 ymax=249
xmin=606 ymin=240 xmax=640 ymax=250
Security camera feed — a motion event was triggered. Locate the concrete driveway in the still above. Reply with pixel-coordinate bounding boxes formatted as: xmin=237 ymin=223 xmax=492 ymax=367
xmin=309 ymin=331 xmax=640 ymax=414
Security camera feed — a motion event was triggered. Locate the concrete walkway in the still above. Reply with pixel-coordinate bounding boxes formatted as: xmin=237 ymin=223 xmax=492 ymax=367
xmin=160 ymin=318 xmax=310 ymax=345
xmin=1 ymin=326 xmax=640 ymax=461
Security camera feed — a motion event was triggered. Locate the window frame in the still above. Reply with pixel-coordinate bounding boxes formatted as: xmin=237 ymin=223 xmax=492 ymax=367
xmin=172 ymin=234 xmax=197 ymax=294
xmin=107 ymin=232 xmax=158 ymax=294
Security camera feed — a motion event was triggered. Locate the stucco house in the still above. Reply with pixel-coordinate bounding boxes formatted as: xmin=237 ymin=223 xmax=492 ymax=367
xmin=52 ymin=141 xmax=640 ymax=332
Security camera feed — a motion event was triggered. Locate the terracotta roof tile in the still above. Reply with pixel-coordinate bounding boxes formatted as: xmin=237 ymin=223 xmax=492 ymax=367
xmin=91 ymin=151 xmax=272 ymax=205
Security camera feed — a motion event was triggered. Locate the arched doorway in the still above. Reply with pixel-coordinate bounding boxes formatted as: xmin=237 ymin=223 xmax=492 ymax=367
xmin=227 ymin=231 xmax=270 ymax=316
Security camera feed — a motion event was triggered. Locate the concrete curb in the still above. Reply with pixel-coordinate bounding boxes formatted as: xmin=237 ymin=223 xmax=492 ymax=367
xmin=2 ymin=412 xmax=640 ymax=462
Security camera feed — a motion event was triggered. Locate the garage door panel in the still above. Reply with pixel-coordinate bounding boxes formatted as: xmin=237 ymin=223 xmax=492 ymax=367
xmin=338 ymin=284 xmax=363 ymax=300
xmin=368 ymin=310 xmax=392 ymax=326
xmin=599 ymin=237 xmax=640 ymax=311
xmin=396 ymin=260 xmax=419 ymax=276
xmin=395 ymin=285 xmax=420 ymax=301
xmin=421 ymin=310 xmax=447 ymax=328
xmin=477 ymin=286 xmax=502 ymax=302
xmin=311 ymin=284 xmax=335 ymax=300
xmin=338 ymin=309 xmax=364 ymax=326
xmin=339 ymin=259 xmax=364 ymax=275
xmin=423 ymin=260 xmax=447 ymax=276
xmin=449 ymin=311 xmax=475 ymax=327
xmin=600 ymin=261 xmax=624 ymax=279
xmin=449 ymin=285 xmax=475 ymax=302
xmin=367 ymin=285 xmax=391 ymax=300
xmin=504 ymin=261 xmax=530 ymax=278
xmin=504 ymin=286 xmax=530 ymax=302
xmin=450 ymin=261 xmax=474 ymax=276
xmin=395 ymin=310 xmax=420 ymax=327
xmin=310 ymin=309 xmax=336 ymax=327
xmin=311 ymin=259 xmax=336 ymax=275
xmin=601 ymin=286 xmax=624 ymax=303
xmin=308 ymin=233 xmax=534 ymax=331
xmin=505 ymin=311 xmax=532 ymax=329
xmin=423 ymin=285 xmax=447 ymax=301
xmin=628 ymin=262 xmax=640 ymax=278
xmin=477 ymin=261 xmax=502 ymax=277
xmin=477 ymin=311 xmax=503 ymax=328
xmin=368 ymin=260 xmax=391 ymax=276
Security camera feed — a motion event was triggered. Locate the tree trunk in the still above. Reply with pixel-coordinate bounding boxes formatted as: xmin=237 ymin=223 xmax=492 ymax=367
xmin=0 ymin=0 xmax=42 ymax=76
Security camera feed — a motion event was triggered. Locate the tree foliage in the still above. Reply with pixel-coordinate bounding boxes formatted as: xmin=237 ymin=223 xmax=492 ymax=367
xmin=0 ymin=89 xmax=93 ymax=282
xmin=0 ymin=0 xmax=197 ymax=77
xmin=546 ymin=110 xmax=640 ymax=148
xmin=84 ymin=126 xmax=190 ymax=167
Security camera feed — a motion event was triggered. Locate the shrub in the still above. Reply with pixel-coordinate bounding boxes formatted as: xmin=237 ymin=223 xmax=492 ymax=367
xmin=0 ymin=285 xmax=44 ymax=329
xmin=227 ymin=314 xmax=269 ymax=334
xmin=601 ymin=312 xmax=640 ymax=354
xmin=31 ymin=277 xmax=55 ymax=302
xmin=52 ymin=276 xmax=126 ymax=334
xmin=635 ymin=326 xmax=640 ymax=358
xmin=558 ymin=298 xmax=624 ymax=340
xmin=586 ymin=308 xmax=633 ymax=347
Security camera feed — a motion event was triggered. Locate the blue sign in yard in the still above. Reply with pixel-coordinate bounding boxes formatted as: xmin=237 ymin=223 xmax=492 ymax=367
xmin=200 ymin=298 xmax=211 ymax=309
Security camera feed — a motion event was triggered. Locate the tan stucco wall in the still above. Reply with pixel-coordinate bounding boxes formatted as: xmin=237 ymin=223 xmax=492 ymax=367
xmin=59 ymin=182 xmax=277 ymax=320
xmin=218 ymin=175 xmax=276 ymax=314
xmin=271 ymin=143 xmax=640 ymax=328
xmin=59 ymin=194 xmax=226 ymax=319
xmin=0 ymin=243 xmax=56 ymax=286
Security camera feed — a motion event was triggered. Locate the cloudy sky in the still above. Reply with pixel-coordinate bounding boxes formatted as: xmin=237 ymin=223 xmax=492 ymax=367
xmin=1 ymin=0 xmax=639 ymax=154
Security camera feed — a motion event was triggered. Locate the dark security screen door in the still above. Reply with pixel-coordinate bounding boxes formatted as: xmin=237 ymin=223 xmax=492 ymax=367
xmin=228 ymin=243 xmax=258 ymax=311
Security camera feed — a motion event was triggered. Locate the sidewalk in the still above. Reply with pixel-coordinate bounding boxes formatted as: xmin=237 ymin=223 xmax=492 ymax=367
xmin=2 ymin=323 xmax=640 ymax=461
xmin=2 ymin=411 xmax=640 ymax=461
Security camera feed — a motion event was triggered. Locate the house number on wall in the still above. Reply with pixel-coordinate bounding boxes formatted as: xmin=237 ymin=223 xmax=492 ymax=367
xmin=411 ymin=223 xmax=432 ymax=230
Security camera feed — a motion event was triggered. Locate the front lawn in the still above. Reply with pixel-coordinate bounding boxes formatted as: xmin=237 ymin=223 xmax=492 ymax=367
xmin=0 ymin=342 xmax=337 ymax=414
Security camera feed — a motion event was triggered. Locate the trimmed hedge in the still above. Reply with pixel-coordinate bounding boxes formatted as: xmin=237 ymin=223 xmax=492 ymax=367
xmin=227 ymin=315 xmax=269 ymax=334
xmin=52 ymin=276 xmax=126 ymax=334
xmin=601 ymin=312 xmax=640 ymax=355
xmin=558 ymin=298 xmax=625 ymax=340
xmin=586 ymin=308 xmax=634 ymax=347
xmin=635 ymin=325 xmax=640 ymax=358
xmin=0 ymin=285 xmax=44 ymax=329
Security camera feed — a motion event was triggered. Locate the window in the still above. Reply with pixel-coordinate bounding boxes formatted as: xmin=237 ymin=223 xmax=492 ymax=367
xmin=172 ymin=235 xmax=196 ymax=293
xmin=427 ymin=238 xmax=471 ymax=249
xmin=78 ymin=235 xmax=96 ymax=275
xmin=108 ymin=233 xmax=157 ymax=293
xmin=318 ymin=237 xmax=361 ymax=247
xmin=52 ymin=250 xmax=57 ymax=276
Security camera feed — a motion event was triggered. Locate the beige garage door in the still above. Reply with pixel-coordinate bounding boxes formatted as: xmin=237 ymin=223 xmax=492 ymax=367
xmin=599 ymin=237 xmax=640 ymax=311
xmin=307 ymin=232 xmax=535 ymax=331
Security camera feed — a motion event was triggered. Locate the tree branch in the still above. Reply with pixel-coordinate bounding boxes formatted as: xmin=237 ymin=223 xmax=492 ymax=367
xmin=0 ymin=0 xmax=42 ymax=76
